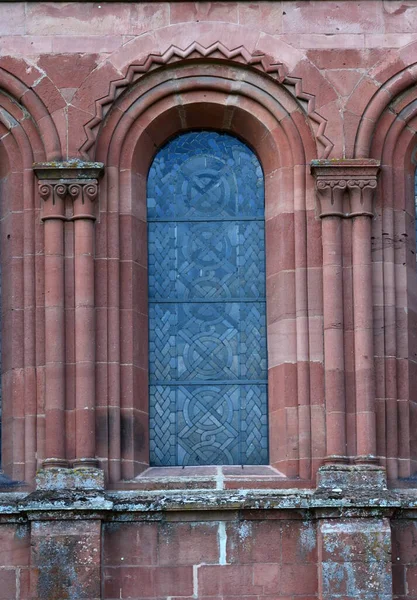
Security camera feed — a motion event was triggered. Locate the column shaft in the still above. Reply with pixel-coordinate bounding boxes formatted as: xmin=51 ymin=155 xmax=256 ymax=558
xmin=71 ymin=183 xmax=98 ymax=468
xmin=352 ymin=214 xmax=376 ymax=461
xmin=74 ymin=218 xmax=96 ymax=464
xmin=322 ymin=216 xmax=347 ymax=461
xmin=41 ymin=185 xmax=67 ymax=467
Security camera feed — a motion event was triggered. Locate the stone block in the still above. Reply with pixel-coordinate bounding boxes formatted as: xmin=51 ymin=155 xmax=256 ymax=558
xmin=226 ymin=520 xmax=283 ymax=564
xmin=316 ymin=464 xmax=387 ymax=491
xmin=318 ymin=518 xmax=392 ymax=600
xmin=159 ymin=521 xmax=219 ymax=566
xmin=0 ymin=569 xmax=16 ymax=599
xmin=30 ymin=520 xmax=101 ymax=600
xmin=103 ymin=522 xmax=158 ymax=566
xmin=36 ymin=467 xmax=104 ymax=490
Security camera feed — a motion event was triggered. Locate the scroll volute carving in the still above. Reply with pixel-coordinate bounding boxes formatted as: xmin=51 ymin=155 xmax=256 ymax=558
xmin=69 ymin=181 xmax=99 ymax=220
xmin=38 ymin=182 xmax=67 ymax=220
xmin=34 ymin=161 xmax=103 ymax=221
xmin=311 ymin=159 xmax=380 ymax=219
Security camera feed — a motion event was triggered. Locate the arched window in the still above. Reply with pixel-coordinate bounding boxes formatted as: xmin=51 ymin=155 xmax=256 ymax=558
xmin=147 ymin=131 xmax=268 ymax=466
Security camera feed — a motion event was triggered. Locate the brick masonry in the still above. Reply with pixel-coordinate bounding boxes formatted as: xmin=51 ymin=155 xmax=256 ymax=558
xmin=1 ymin=1 xmax=417 ymax=598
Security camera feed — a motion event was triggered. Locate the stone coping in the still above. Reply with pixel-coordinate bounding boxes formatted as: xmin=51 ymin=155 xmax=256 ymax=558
xmin=0 ymin=488 xmax=417 ymax=520
xmin=33 ymin=160 xmax=104 ymax=180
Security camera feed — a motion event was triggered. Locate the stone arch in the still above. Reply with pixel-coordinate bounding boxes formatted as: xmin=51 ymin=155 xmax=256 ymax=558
xmin=0 ymin=67 xmax=60 ymax=484
xmin=349 ymin=57 xmax=417 ymax=480
xmin=93 ymin=57 xmax=325 ymax=485
xmin=80 ymin=42 xmax=334 ymax=161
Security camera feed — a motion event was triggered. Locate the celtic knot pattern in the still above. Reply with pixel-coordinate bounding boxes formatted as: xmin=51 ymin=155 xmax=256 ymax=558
xmin=148 ymin=132 xmax=268 ymax=466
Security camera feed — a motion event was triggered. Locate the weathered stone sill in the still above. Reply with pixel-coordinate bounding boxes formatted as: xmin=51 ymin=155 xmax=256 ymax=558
xmin=0 ymin=488 xmax=417 ymax=522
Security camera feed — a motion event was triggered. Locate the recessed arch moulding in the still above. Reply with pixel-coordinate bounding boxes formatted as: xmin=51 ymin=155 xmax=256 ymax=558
xmin=90 ymin=47 xmax=328 ymax=484
xmin=0 ymin=64 xmax=61 ymax=484
xmin=352 ymin=45 xmax=417 ymax=481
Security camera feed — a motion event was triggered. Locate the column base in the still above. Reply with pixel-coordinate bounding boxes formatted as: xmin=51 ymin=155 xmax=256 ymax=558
xmin=42 ymin=458 xmax=69 ymax=469
xmin=316 ymin=463 xmax=387 ymax=491
xmin=354 ymin=454 xmax=380 ymax=465
xmin=36 ymin=467 xmax=104 ymax=491
xmin=323 ymin=455 xmax=350 ymax=465
xmin=72 ymin=457 xmax=99 ymax=469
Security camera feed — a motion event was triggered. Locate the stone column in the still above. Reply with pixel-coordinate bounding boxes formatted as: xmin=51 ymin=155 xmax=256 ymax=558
xmin=316 ymin=177 xmax=348 ymax=464
xmin=69 ymin=181 xmax=99 ymax=468
xmin=348 ymin=177 xmax=378 ymax=463
xmin=34 ymin=162 xmax=103 ymax=483
xmin=311 ymin=160 xmax=380 ymax=479
xmin=38 ymin=181 xmax=68 ymax=469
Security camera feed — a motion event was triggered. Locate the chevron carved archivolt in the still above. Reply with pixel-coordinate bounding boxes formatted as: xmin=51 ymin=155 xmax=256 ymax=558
xmin=81 ymin=42 xmax=333 ymax=158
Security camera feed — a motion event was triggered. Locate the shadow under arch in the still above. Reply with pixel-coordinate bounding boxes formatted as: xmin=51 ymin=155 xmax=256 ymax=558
xmin=92 ymin=57 xmax=326 ymax=485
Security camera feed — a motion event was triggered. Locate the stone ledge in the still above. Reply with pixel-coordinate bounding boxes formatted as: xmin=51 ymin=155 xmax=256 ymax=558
xmin=36 ymin=467 xmax=105 ymax=491
xmin=33 ymin=159 xmax=104 ymax=180
xmin=316 ymin=464 xmax=387 ymax=492
xmin=0 ymin=486 xmax=415 ymax=520
xmin=113 ymin=465 xmax=293 ymax=491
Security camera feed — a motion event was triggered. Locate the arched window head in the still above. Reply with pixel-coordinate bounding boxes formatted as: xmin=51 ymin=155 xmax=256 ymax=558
xmin=147 ymin=131 xmax=268 ymax=466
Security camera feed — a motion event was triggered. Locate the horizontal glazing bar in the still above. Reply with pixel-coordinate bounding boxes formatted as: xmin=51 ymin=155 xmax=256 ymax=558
xmin=149 ymin=298 xmax=266 ymax=303
xmin=148 ymin=217 xmax=264 ymax=222
xmin=150 ymin=380 xmax=267 ymax=386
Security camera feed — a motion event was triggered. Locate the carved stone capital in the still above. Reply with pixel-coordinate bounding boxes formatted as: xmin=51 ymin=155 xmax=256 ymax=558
xmin=68 ymin=180 xmax=99 ymax=220
xmin=34 ymin=160 xmax=104 ymax=221
xmin=311 ymin=159 xmax=380 ymax=218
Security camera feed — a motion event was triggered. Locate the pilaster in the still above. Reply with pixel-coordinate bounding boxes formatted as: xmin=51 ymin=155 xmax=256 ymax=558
xmin=311 ymin=159 xmax=380 ymax=474
xmin=34 ymin=161 xmax=104 ymax=487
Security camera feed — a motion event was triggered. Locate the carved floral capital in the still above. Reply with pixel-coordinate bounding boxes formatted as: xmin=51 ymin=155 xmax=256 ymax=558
xmin=311 ymin=159 xmax=380 ymax=218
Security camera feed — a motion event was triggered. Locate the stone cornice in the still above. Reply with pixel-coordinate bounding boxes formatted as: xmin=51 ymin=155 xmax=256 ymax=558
xmin=33 ymin=159 xmax=104 ymax=181
xmin=0 ymin=488 xmax=415 ymax=520
xmin=311 ymin=159 xmax=380 ymax=218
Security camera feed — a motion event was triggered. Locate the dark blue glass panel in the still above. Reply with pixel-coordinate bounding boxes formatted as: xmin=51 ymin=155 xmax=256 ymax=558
xmin=149 ymin=384 xmax=268 ymax=466
xmin=148 ymin=221 xmax=266 ymax=300
xmin=147 ymin=131 xmax=264 ymax=220
xmin=147 ymin=131 xmax=268 ymax=465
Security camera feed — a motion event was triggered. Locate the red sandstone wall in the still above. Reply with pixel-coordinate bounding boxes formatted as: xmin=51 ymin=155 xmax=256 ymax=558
xmin=0 ymin=1 xmax=416 ymax=481
xmin=0 ymin=516 xmax=318 ymax=600
xmin=1 ymin=2 xmax=417 ymax=599
xmin=0 ymin=513 xmax=399 ymax=600
xmin=391 ymin=520 xmax=417 ymax=600
xmin=0 ymin=524 xmax=30 ymax=599
xmin=103 ymin=518 xmax=318 ymax=599
xmin=0 ymin=0 xmax=416 ymax=163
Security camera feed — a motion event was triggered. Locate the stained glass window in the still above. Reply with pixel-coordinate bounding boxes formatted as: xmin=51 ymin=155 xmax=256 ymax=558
xmin=147 ymin=131 xmax=268 ymax=466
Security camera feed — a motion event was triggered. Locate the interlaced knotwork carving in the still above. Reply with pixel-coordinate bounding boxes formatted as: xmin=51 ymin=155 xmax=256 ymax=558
xmin=148 ymin=131 xmax=268 ymax=466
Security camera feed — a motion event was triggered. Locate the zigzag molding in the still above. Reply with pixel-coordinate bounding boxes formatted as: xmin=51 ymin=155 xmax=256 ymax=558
xmin=81 ymin=42 xmax=333 ymax=158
